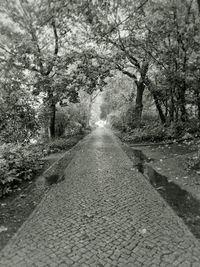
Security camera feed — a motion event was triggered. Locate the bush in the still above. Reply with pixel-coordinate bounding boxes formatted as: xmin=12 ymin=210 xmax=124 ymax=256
xmin=121 ymin=124 xmax=167 ymax=143
xmin=0 ymin=144 xmax=44 ymax=197
xmin=119 ymin=115 xmax=200 ymax=144
xmin=45 ymin=138 xmax=73 ymax=154
xmin=65 ymin=121 xmax=83 ymax=136
xmin=44 ymin=135 xmax=85 ymax=155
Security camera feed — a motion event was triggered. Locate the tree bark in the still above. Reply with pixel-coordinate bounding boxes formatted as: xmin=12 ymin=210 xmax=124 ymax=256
xmin=145 ymin=78 xmax=166 ymax=124
xmin=49 ymin=102 xmax=56 ymax=138
xmin=116 ymin=60 xmax=149 ymax=127
xmin=197 ymin=99 xmax=200 ymax=120
xmin=197 ymin=0 xmax=200 ymax=13
xmin=177 ymin=83 xmax=187 ymax=122
xmin=169 ymin=95 xmax=175 ymax=122
xmin=47 ymin=91 xmax=56 ymax=139
xmin=134 ymin=61 xmax=149 ymax=126
xmin=195 ymin=89 xmax=200 ymax=120
xmin=135 ymin=81 xmax=145 ymax=126
xmin=152 ymin=92 xmax=166 ymax=124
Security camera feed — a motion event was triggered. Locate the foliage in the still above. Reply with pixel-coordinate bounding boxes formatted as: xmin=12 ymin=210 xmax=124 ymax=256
xmin=43 ymin=134 xmax=85 ymax=155
xmin=87 ymin=0 xmax=200 ymax=129
xmin=121 ymin=124 xmax=167 ymax=143
xmin=0 ymin=129 xmax=88 ymax=197
xmin=1 ymin=0 xmax=200 ymax=141
xmin=0 ymin=144 xmax=44 ymax=197
xmin=120 ymin=117 xmax=200 ymax=144
xmin=0 ymin=0 xmax=111 ymax=139
xmin=0 ymin=66 xmax=38 ymax=143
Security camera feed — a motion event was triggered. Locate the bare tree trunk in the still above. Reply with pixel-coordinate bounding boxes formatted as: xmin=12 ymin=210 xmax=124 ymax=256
xmin=145 ymin=78 xmax=166 ymax=124
xmin=197 ymin=0 xmax=200 ymax=12
xmin=134 ymin=61 xmax=149 ymax=126
xmin=169 ymin=94 xmax=175 ymax=122
xmin=47 ymin=91 xmax=56 ymax=139
xmin=49 ymin=102 xmax=56 ymax=138
xmin=178 ymin=86 xmax=187 ymax=122
xmin=135 ymin=82 xmax=145 ymax=126
xmin=195 ymin=89 xmax=200 ymax=120
xmin=152 ymin=93 xmax=166 ymax=124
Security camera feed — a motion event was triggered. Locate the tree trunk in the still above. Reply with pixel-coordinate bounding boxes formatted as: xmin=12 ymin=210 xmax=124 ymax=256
xmin=179 ymin=96 xmax=187 ymax=122
xmin=135 ymin=82 xmax=145 ymax=126
xmin=145 ymin=78 xmax=166 ymax=124
xmin=49 ymin=102 xmax=56 ymax=138
xmin=47 ymin=91 xmax=56 ymax=139
xmin=195 ymin=90 xmax=200 ymax=120
xmin=178 ymin=85 xmax=187 ymax=122
xmin=152 ymin=92 xmax=166 ymax=124
xmin=197 ymin=0 xmax=200 ymax=13
xmin=44 ymin=126 xmax=49 ymax=140
xmin=169 ymin=95 xmax=175 ymax=122
xmin=134 ymin=60 xmax=149 ymax=126
xmin=180 ymin=103 xmax=187 ymax=121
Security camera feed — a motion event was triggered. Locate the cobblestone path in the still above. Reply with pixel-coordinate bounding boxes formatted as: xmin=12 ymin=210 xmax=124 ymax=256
xmin=1 ymin=128 xmax=200 ymax=267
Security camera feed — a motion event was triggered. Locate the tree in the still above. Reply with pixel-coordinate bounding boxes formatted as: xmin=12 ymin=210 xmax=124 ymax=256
xmin=0 ymin=0 xmax=82 ymax=138
xmin=81 ymin=0 xmax=154 ymax=126
xmin=145 ymin=0 xmax=200 ymax=123
xmin=0 ymin=0 xmax=113 ymax=138
xmin=0 ymin=63 xmax=38 ymax=143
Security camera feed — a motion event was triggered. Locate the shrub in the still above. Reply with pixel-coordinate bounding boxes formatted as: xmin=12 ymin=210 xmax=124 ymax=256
xmin=0 ymin=144 xmax=44 ymax=197
xmin=121 ymin=125 xmax=167 ymax=143
xmin=44 ymin=135 xmax=84 ymax=155
xmin=45 ymin=138 xmax=73 ymax=154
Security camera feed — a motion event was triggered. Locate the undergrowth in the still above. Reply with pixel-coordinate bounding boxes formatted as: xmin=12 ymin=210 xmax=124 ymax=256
xmin=0 ymin=133 xmax=87 ymax=197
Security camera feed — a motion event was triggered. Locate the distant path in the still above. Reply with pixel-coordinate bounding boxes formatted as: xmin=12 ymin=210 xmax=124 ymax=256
xmin=0 ymin=128 xmax=200 ymax=266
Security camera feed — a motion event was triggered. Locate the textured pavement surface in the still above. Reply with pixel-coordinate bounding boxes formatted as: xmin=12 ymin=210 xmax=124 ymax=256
xmin=1 ymin=128 xmax=200 ymax=267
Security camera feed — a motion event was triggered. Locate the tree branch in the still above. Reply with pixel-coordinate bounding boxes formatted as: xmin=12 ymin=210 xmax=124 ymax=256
xmin=30 ymin=29 xmax=44 ymax=74
xmin=0 ymin=57 xmax=40 ymax=73
xmin=117 ymin=34 xmax=141 ymax=69
xmin=116 ymin=64 xmax=138 ymax=82
xmin=45 ymin=19 xmax=59 ymax=75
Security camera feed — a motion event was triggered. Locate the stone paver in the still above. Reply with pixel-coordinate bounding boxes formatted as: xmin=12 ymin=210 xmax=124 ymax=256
xmin=0 ymin=128 xmax=200 ymax=266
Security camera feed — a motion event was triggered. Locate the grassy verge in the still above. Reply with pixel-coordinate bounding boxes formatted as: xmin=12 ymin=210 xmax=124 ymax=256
xmin=0 ymin=132 xmax=88 ymax=198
